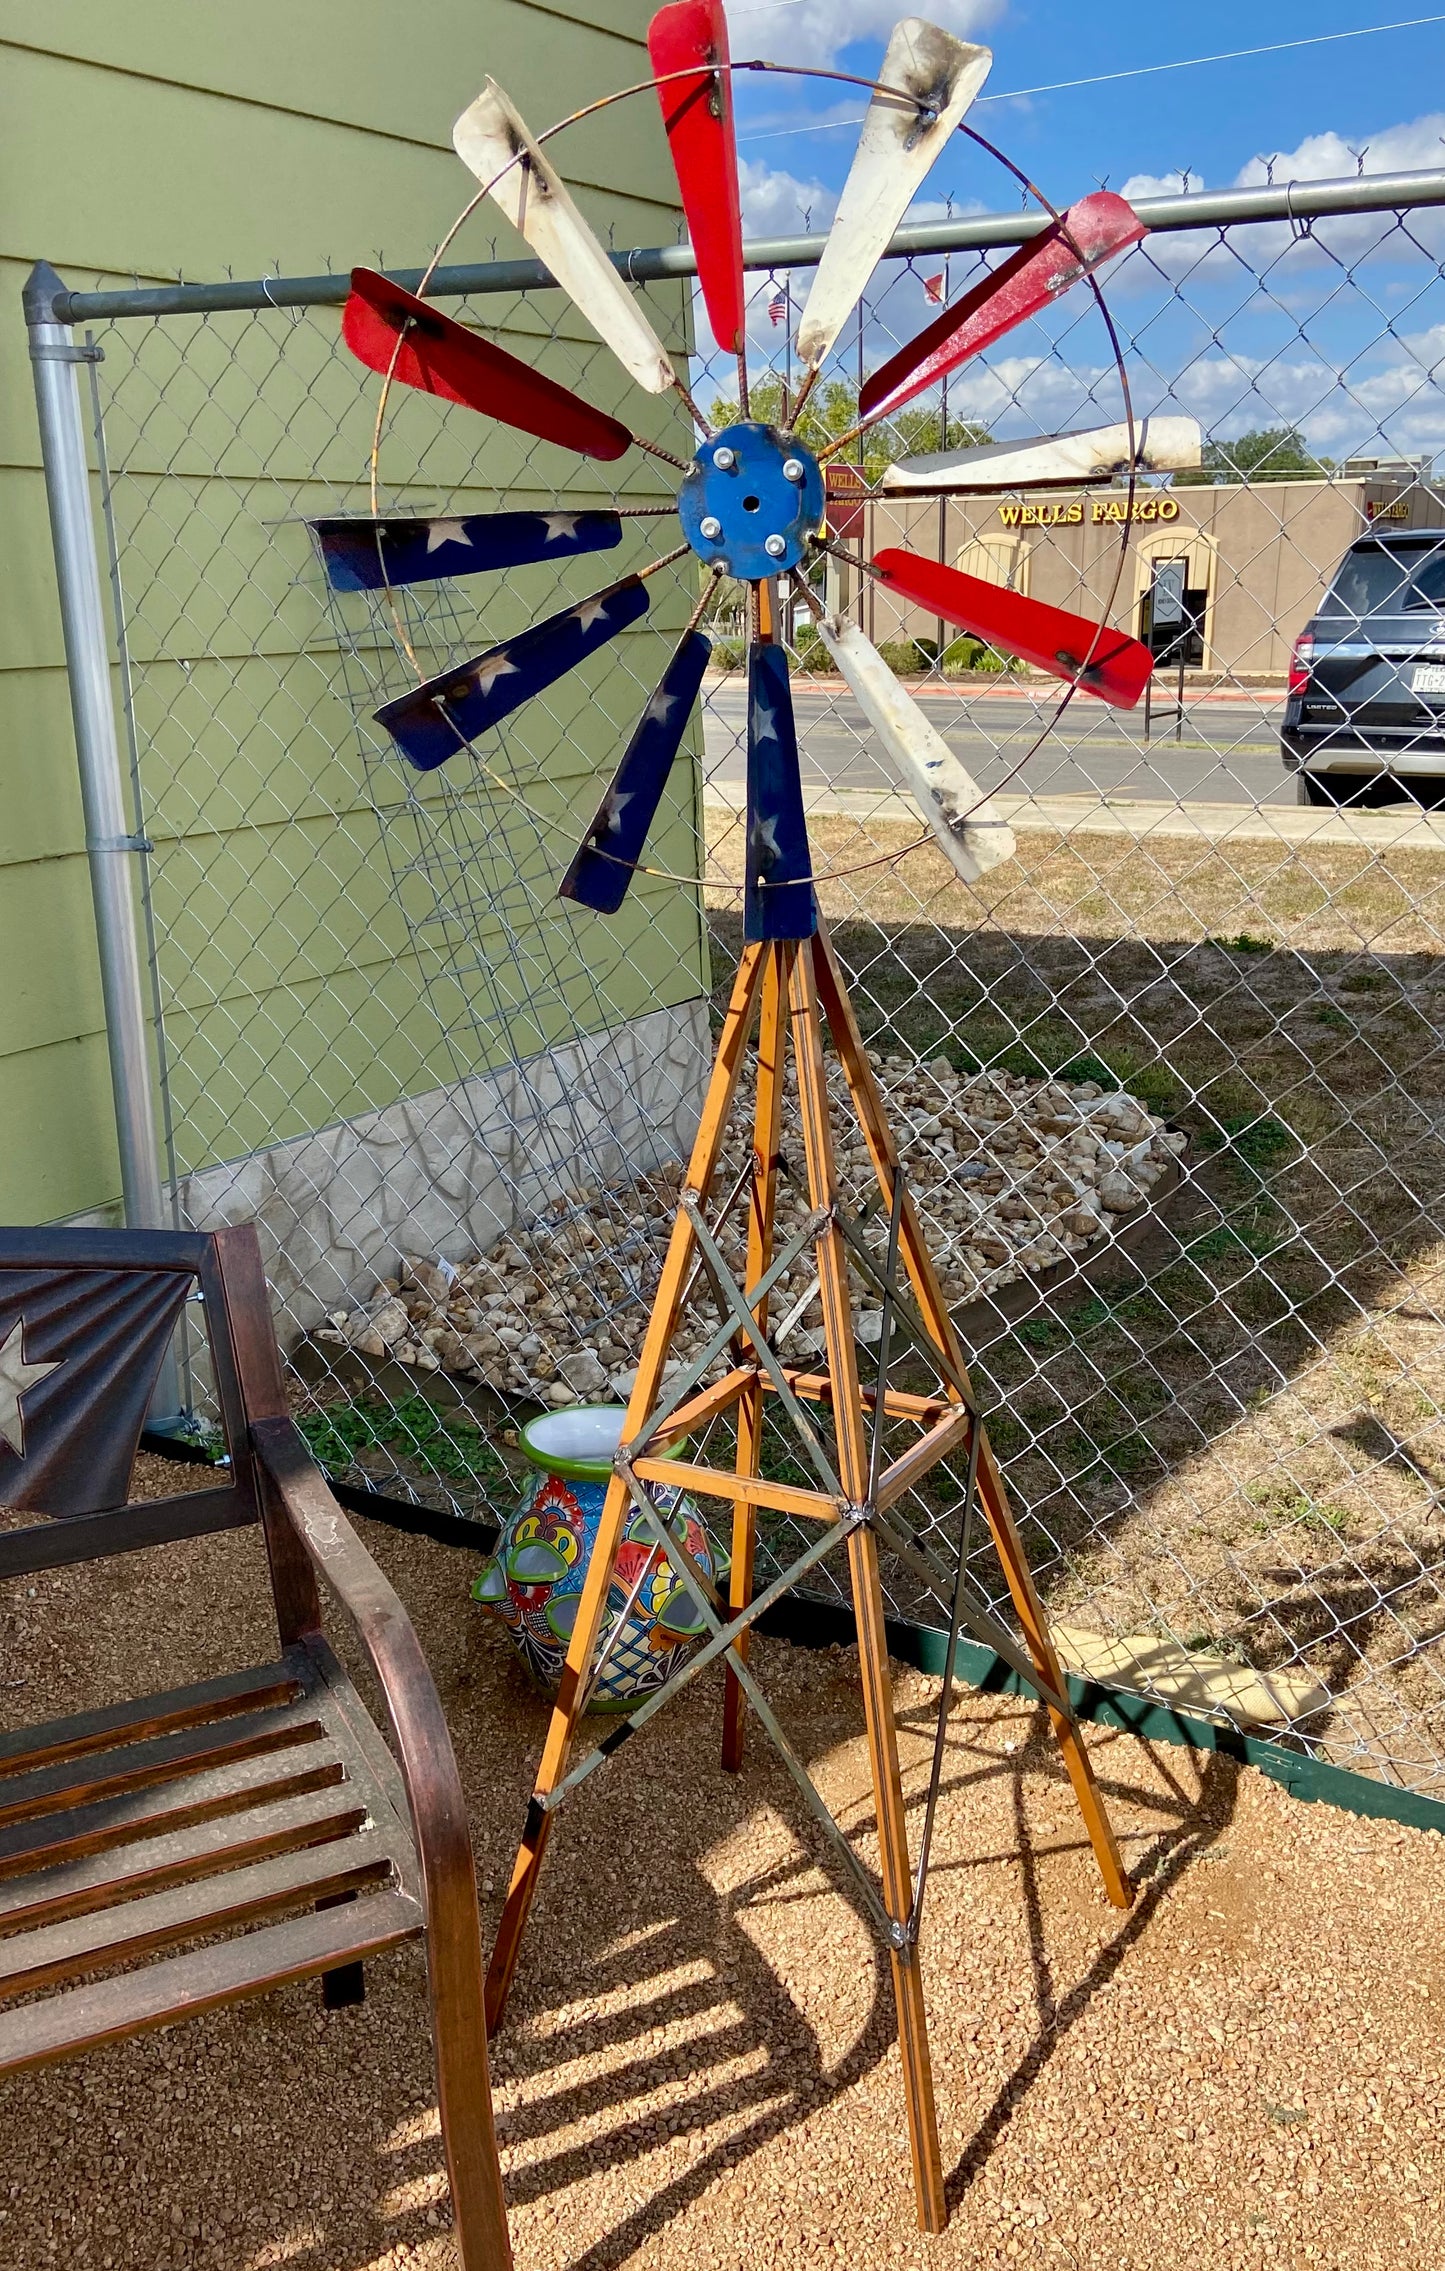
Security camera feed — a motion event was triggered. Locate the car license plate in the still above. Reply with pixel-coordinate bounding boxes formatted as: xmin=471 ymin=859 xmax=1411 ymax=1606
xmin=1411 ymin=664 xmax=1445 ymax=694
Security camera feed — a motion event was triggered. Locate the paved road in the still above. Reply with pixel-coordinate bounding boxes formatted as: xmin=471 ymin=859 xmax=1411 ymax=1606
xmin=702 ymin=681 xmax=1292 ymax=807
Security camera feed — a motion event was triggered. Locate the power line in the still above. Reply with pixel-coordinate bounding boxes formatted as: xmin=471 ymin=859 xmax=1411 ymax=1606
xmin=733 ymin=12 xmax=1445 ymax=143
xmin=979 ymin=12 xmax=1445 ymax=103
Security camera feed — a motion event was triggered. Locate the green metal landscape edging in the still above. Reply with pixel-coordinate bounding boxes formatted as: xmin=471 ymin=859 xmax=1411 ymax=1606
xmin=141 ymin=1431 xmax=1445 ymax=1841
xmin=753 ymin=1592 xmax=1445 ymax=1839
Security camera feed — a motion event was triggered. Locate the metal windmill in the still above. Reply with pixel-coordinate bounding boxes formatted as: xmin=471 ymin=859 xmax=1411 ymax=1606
xmin=314 ymin=7 xmax=1200 ymax=2233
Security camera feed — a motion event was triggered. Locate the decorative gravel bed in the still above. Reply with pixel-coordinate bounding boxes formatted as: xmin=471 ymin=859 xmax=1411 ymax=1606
xmin=1 ymin=1471 xmax=1440 ymax=2271
xmin=315 ymin=1057 xmax=1185 ymax=1409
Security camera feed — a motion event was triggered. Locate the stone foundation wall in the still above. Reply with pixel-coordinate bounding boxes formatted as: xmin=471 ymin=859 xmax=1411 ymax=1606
xmin=174 ymin=998 xmax=711 ymax=1344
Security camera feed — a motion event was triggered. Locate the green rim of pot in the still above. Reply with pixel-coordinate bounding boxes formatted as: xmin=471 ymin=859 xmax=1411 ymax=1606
xmin=518 ymin=1403 xmax=687 ymax=1482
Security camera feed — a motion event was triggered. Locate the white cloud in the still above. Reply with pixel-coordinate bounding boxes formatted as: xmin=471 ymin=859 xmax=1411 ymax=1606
xmin=1233 ymin=112 xmax=1445 ymax=189
xmin=925 ymin=314 xmax=1445 ymax=462
xmin=737 ymin=155 xmax=837 ymax=237
xmin=1121 ymin=111 xmax=1445 ymax=205
xmin=724 ymin=0 xmax=1002 ymax=72
xmin=1119 ymin=112 xmax=1445 ymax=279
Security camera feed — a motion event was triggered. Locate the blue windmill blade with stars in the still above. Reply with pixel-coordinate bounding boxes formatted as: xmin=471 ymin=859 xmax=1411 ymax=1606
xmin=559 ymin=625 xmax=713 ymax=915
xmin=311 ymin=508 xmax=623 ymax=593
xmin=375 ymin=574 xmax=651 ymax=772
xmin=745 ymin=641 xmax=816 ymax=942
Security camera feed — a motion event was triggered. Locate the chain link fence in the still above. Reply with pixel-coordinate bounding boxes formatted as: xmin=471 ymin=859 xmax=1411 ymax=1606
xmin=40 ymin=167 xmax=1445 ymax=1799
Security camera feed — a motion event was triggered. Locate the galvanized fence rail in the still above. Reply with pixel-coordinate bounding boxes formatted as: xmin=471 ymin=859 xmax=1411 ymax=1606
xmin=26 ymin=167 xmax=1445 ymax=1805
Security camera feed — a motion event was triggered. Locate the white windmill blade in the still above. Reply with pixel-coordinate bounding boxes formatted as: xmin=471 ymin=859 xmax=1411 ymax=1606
xmin=810 ymin=609 xmax=1015 ymax=882
xmin=881 ymin=416 xmax=1203 ymax=491
xmin=795 ymin=20 xmax=991 ymax=375
xmin=454 ymin=81 xmax=675 ymax=395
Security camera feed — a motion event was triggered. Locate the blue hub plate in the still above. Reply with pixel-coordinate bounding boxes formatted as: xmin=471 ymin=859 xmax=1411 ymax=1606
xmin=677 ymin=422 xmax=825 ymax=581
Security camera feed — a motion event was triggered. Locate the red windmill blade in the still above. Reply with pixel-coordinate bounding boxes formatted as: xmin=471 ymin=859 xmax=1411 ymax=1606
xmin=873 ymin=549 xmax=1153 ymax=708
xmin=343 ymin=268 xmax=633 ymax=460
xmin=648 ymin=0 xmax=745 ymax=358
xmin=859 ymin=192 xmax=1146 ymax=423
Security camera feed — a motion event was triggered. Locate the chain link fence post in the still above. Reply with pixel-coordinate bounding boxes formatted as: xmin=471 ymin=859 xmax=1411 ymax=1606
xmin=25 ymin=259 xmax=182 ymax=1425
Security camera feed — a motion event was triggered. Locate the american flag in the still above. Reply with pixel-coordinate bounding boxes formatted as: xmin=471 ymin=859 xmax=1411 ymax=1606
xmin=923 ymin=272 xmax=946 ymax=305
xmin=768 ymin=288 xmax=788 ymax=327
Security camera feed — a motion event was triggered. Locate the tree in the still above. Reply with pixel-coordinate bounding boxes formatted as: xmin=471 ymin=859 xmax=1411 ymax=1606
xmin=705 ymin=373 xmax=990 ymax=484
xmin=1175 ymin=425 xmax=1331 ymax=485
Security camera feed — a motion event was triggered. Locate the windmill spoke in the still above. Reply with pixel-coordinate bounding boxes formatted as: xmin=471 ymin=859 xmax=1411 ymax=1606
xmin=344 ymin=268 xmax=633 ymax=459
xmin=559 ymin=615 xmax=713 ymax=914
xmin=454 ymin=81 xmax=676 ymax=395
xmin=872 ymin=548 xmax=1154 ymax=710
xmin=788 ymin=572 xmax=1015 ymax=881
xmin=858 ymin=192 xmax=1146 ymax=425
xmin=794 ymin=23 xmax=991 ymax=379
xmin=373 ymin=574 xmax=653 ymax=770
xmin=745 ymin=636 xmax=816 ymax=941
xmin=309 ymin=507 xmax=626 ymax=593
xmin=649 ymin=0 xmax=746 ymax=362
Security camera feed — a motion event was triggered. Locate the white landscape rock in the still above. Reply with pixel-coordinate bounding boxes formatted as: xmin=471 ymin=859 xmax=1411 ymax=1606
xmin=313 ymin=1058 xmax=1184 ymax=1406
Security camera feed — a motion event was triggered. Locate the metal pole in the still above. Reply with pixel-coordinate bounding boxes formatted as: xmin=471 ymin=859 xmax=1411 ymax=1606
xmin=25 ymin=261 xmax=182 ymax=1422
xmin=46 ymin=165 xmax=1445 ymax=321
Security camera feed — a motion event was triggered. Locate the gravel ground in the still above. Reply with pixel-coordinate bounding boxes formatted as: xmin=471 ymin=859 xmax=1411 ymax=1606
xmin=311 ymin=1059 xmax=1183 ymax=1408
xmin=2 ymin=1456 xmax=1442 ymax=2270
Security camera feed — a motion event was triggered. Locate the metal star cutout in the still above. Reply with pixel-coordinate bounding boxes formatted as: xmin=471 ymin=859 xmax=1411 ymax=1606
xmin=572 ymin=594 xmax=613 ymax=633
xmin=750 ymin=698 xmax=779 ymax=748
xmin=424 ymin=519 xmax=470 ymax=553
xmin=0 ymin=1318 xmax=61 ymax=1460
xmin=465 ymin=654 xmax=519 ymax=699
xmin=541 ymin=512 xmax=583 ymax=542
xmin=599 ymin=785 xmax=635 ymax=836
xmin=748 ymin=809 xmax=782 ymax=867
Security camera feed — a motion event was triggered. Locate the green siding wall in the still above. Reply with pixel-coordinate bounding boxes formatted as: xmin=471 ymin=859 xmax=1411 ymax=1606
xmin=0 ymin=1 xmax=704 ymax=1220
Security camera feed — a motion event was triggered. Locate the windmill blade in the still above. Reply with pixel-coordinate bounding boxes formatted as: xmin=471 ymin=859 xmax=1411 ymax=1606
xmin=311 ymin=508 xmax=623 ymax=592
xmin=795 ymin=20 xmax=991 ymax=375
xmin=648 ymin=0 xmax=745 ymax=357
xmin=454 ymin=81 xmax=675 ymax=395
xmin=859 ymin=192 xmax=1146 ymax=422
xmin=873 ymin=548 xmax=1153 ymax=708
xmin=808 ymin=611 xmax=1014 ymax=880
xmin=344 ymin=269 xmax=632 ymax=460
xmin=880 ymin=416 xmax=1203 ymax=492
xmin=559 ymin=626 xmax=713 ymax=913
xmin=374 ymin=575 xmax=651 ymax=770
xmin=746 ymin=642 xmax=816 ymax=940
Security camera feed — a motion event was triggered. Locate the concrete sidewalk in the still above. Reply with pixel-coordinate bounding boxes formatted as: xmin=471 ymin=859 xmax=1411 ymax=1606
xmin=703 ymin=782 xmax=1445 ymax=852
xmin=702 ymin=671 xmax=1286 ymax=709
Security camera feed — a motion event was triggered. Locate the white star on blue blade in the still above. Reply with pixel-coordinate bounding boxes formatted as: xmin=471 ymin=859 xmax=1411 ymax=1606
xmin=376 ymin=576 xmax=651 ymax=772
xmin=310 ymin=509 xmax=622 ymax=592
xmin=745 ymin=642 xmax=815 ymax=941
xmin=560 ymin=627 xmax=713 ymax=915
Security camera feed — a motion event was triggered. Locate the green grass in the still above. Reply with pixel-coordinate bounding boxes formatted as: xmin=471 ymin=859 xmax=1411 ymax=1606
xmin=1246 ymin=1484 xmax=1354 ymax=1537
xmin=1211 ymin=932 xmax=1274 ymax=955
xmin=297 ymin=1395 xmax=509 ymax=1491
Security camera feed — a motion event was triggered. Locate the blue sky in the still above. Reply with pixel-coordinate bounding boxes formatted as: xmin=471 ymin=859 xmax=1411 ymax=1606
xmin=710 ymin=2 xmax=1445 ymax=457
xmin=723 ymin=1 xmax=1445 ymax=208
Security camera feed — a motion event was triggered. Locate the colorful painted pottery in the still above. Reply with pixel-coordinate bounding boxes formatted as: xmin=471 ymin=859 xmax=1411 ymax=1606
xmin=470 ymin=1404 xmax=721 ymax=1709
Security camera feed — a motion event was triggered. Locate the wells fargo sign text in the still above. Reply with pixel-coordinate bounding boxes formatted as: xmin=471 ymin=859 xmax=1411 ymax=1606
xmin=997 ymin=495 xmax=1182 ymax=529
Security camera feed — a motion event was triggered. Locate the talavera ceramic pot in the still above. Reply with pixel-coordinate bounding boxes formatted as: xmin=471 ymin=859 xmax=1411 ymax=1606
xmin=470 ymin=1404 xmax=721 ymax=1709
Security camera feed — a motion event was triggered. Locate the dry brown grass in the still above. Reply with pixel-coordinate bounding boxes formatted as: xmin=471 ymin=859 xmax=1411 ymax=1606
xmin=706 ymin=817 xmax=1445 ymax=1791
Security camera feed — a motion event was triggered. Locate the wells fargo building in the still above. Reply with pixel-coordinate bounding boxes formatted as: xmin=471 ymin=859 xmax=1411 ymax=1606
xmin=856 ymin=468 xmax=1444 ymax=680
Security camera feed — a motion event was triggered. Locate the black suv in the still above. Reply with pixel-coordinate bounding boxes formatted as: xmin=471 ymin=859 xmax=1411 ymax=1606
xmin=1282 ymin=527 xmax=1445 ymax=805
